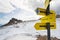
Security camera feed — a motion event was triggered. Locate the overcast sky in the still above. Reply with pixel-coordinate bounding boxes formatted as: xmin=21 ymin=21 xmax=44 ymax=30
xmin=0 ymin=0 xmax=60 ymax=25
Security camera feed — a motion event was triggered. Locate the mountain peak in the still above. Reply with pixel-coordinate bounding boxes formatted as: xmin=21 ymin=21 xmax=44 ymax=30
xmin=1 ymin=18 xmax=22 ymax=27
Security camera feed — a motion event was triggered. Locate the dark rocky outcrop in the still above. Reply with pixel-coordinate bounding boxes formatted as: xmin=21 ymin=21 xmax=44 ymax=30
xmin=1 ymin=18 xmax=22 ymax=27
xmin=56 ymin=15 xmax=60 ymax=18
xmin=37 ymin=35 xmax=60 ymax=40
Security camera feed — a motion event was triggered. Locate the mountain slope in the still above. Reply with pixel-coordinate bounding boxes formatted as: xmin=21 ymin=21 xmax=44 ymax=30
xmin=1 ymin=18 xmax=22 ymax=27
xmin=0 ymin=18 xmax=60 ymax=40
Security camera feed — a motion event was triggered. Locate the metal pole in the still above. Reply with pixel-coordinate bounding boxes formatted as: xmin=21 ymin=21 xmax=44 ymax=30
xmin=46 ymin=0 xmax=51 ymax=40
xmin=46 ymin=4 xmax=50 ymax=15
xmin=46 ymin=23 xmax=51 ymax=40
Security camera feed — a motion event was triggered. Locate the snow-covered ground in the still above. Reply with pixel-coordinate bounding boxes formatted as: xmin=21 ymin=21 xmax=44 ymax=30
xmin=0 ymin=0 xmax=60 ymax=40
xmin=0 ymin=18 xmax=60 ymax=40
xmin=5 ymin=34 xmax=37 ymax=40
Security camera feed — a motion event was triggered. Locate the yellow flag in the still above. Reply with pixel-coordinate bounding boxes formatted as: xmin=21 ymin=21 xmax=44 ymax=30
xmin=44 ymin=0 xmax=51 ymax=9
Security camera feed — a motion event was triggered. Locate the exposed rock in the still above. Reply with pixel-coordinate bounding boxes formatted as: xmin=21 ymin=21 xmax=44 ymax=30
xmin=37 ymin=35 xmax=60 ymax=40
xmin=56 ymin=15 xmax=60 ymax=18
xmin=1 ymin=18 xmax=22 ymax=27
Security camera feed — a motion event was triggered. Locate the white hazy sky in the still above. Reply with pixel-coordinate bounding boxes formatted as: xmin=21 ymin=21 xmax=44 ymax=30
xmin=0 ymin=0 xmax=60 ymax=25
xmin=0 ymin=0 xmax=60 ymax=13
